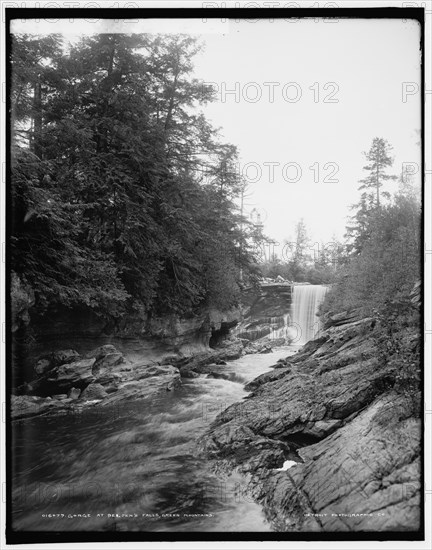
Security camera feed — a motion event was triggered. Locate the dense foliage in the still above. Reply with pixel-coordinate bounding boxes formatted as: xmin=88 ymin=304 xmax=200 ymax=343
xmin=257 ymin=219 xmax=346 ymax=285
xmin=11 ymin=33 xmax=259 ymax=320
xmin=321 ymin=138 xmax=421 ymax=408
xmin=322 ymin=138 xmax=421 ymax=315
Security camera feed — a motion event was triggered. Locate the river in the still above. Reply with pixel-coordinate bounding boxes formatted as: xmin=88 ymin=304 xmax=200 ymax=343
xmin=12 ymin=345 xmax=299 ymax=533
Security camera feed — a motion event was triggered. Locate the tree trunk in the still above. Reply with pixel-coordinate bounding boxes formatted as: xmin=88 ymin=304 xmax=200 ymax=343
xmin=33 ymin=75 xmax=42 ymax=159
xmin=376 ymin=163 xmax=380 ymax=208
xmin=98 ymin=36 xmax=116 ymax=153
xmin=164 ymin=55 xmax=180 ymax=140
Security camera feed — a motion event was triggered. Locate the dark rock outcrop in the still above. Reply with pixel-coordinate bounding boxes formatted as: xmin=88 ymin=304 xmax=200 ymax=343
xmin=236 ymin=284 xmax=292 ymax=342
xmin=51 ymin=349 xmax=81 ymax=366
xmin=80 ymin=383 xmax=108 ymax=401
xmin=244 ymin=367 xmax=291 ymax=392
xmin=45 ymin=358 xmax=96 ymax=393
xmin=85 ymin=345 xmax=118 ymax=360
xmin=11 ymin=345 xmax=182 ymax=419
xmin=200 ymin=314 xmax=421 ymax=532
xmin=100 ymin=364 xmax=181 ymax=405
xmin=243 ymin=338 xmax=286 ymax=355
xmin=11 ymin=395 xmax=68 ymax=420
xmin=242 ymin=283 xmax=292 ymax=319
xmin=34 ymin=358 xmax=52 ymax=376
xmin=257 ymin=394 xmax=421 ymax=532
xmin=173 ymin=339 xmax=245 ymax=377
xmin=28 ymin=305 xmax=241 ymax=362
xmin=34 ymin=349 xmax=80 ymax=375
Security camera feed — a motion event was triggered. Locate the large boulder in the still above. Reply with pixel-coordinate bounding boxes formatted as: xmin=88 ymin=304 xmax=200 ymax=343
xmin=94 ymin=371 xmax=122 ymax=387
xmin=93 ymin=353 xmax=124 ymax=375
xmin=80 ymin=383 xmax=108 ymax=401
xmin=85 ymin=345 xmax=125 ymax=374
xmin=243 ymin=338 xmax=285 ymax=355
xmin=51 ymin=349 xmax=80 ymax=366
xmin=173 ymin=340 xmax=245 ymax=377
xmin=34 ymin=349 xmax=80 ymax=375
xmin=85 ymin=344 xmax=118 ymax=361
xmin=34 ymin=358 xmax=52 ymax=376
xmin=101 ymin=366 xmax=181 ymax=406
xmin=131 ymin=364 xmax=179 ymax=380
xmin=220 ymin=340 xmax=244 ymax=360
xmin=45 ymin=358 xmax=96 ymax=393
xmin=201 ymin=423 xmax=288 ymax=472
xmin=179 ymin=369 xmax=200 ymax=379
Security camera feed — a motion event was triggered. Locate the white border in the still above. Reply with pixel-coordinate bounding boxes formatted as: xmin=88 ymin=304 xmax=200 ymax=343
xmin=1 ymin=1 xmax=430 ymax=549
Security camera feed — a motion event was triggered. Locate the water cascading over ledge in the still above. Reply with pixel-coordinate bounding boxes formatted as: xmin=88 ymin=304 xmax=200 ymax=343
xmin=237 ymin=283 xmax=327 ymax=345
xmin=290 ymin=285 xmax=328 ymax=344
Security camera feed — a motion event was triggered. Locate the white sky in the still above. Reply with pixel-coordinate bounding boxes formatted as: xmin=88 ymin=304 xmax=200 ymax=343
xmin=11 ymin=17 xmax=422 ymax=246
xmin=192 ymin=18 xmax=422 ymax=245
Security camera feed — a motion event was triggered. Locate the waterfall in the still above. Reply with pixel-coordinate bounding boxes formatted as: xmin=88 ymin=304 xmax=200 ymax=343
xmin=290 ymin=285 xmax=328 ymax=345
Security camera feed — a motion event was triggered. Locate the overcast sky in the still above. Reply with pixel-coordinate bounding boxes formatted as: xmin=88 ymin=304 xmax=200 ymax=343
xmin=11 ymin=16 xmax=422 ymax=247
xmin=193 ymin=18 xmax=422 ymax=246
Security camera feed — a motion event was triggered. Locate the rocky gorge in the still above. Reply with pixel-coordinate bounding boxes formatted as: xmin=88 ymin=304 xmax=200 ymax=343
xmin=10 ymin=282 xmax=294 ymax=419
xmin=10 ymin=283 xmax=422 ymax=534
xmin=200 ymin=308 xmax=422 ymax=533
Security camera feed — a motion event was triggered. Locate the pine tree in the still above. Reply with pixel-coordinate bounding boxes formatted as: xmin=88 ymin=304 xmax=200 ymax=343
xmin=358 ymin=137 xmax=397 ymax=208
xmin=346 ymin=138 xmax=397 ymax=254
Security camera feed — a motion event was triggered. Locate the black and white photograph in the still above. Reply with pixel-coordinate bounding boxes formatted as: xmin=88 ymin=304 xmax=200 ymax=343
xmin=1 ymin=2 xmax=429 ymax=546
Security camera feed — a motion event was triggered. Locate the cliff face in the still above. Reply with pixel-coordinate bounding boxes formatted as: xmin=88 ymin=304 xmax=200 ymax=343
xmin=201 ymin=311 xmax=422 ymax=533
xmin=30 ymin=305 xmax=241 ymax=354
xmin=236 ymin=283 xmax=292 ymax=342
xmin=13 ymin=281 xmax=295 ymax=355
xmin=10 ymin=282 xmax=301 ymax=397
xmin=12 ymin=303 xmax=241 ymax=388
xmin=13 ymin=283 xmax=296 ymax=384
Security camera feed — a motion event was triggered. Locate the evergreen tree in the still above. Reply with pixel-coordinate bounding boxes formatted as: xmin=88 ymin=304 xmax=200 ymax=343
xmin=346 ymin=138 xmax=397 ymax=253
xmin=11 ymin=33 xmax=257 ymax=321
xmin=358 ymin=137 xmax=397 ymax=208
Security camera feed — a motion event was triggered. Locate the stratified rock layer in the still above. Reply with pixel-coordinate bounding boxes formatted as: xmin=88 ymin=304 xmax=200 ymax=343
xmin=201 ymin=313 xmax=421 ymax=533
xmin=11 ymin=346 xmax=182 ymax=419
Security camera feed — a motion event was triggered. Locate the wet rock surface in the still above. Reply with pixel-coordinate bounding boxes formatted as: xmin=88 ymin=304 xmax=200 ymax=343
xmin=172 ymin=337 xmax=286 ymax=378
xmin=258 ymin=394 xmax=421 ymax=532
xmin=11 ymin=332 xmax=286 ymax=421
xmin=11 ymin=345 xmax=182 ymax=420
xmin=238 ymin=284 xmax=293 ymax=342
xmin=79 ymin=383 xmax=108 ymax=401
xmin=200 ymin=315 xmax=421 ymax=532
xmin=11 ymin=395 xmax=70 ymax=419
xmin=45 ymin=358 xmax=96 ymax=393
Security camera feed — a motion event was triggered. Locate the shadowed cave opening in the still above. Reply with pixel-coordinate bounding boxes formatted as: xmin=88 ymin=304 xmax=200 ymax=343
xmin=209 ymin=321 xmax=238 ymax=349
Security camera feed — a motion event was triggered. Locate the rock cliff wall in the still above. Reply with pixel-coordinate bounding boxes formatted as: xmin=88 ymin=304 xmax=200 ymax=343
xmin=11 ymin=302 xmax=241 ymax=388
xmin=12 ymin=283 xmax=298 ymax=386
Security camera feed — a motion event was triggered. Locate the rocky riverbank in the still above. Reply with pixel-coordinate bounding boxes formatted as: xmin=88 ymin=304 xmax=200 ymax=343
xmin=200 ymin=310 xmax=422 ymax=533
xmin=11 ymin=336 xmax=285 ymax=421
xmin=11 ymin=344 xmax=180 ymax=420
